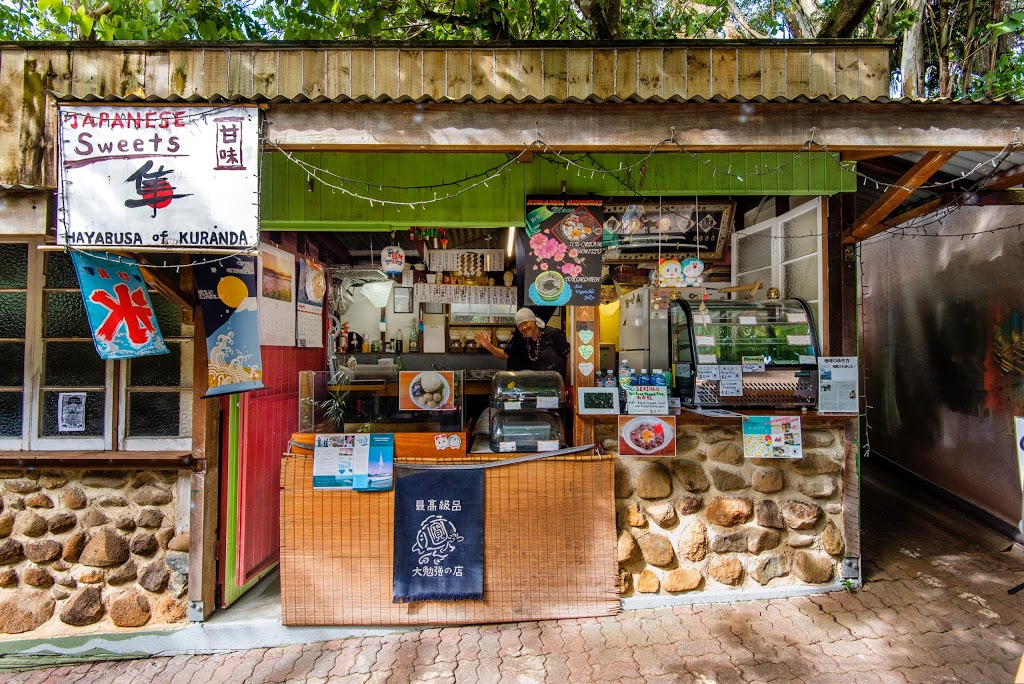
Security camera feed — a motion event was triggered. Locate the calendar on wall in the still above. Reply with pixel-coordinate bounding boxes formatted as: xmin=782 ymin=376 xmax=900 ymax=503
xmin=258 ymin=243 xmax=296 ymax=346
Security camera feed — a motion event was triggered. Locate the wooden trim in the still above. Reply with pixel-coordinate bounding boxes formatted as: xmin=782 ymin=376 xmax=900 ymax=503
xmin=841 ymin=149 xmax=915 ymax=162
xmin=981 ymin=164 xmax=1024 ymax=191
xmin=570 ymin=306 xmax=598 ymax=449
xmin=266 ymin=104 xmax=1018 ymax=153
xmin=0 ymin=450 xmax=194 ymax=469
xmin=826 ymin=193 xmax=858 ymax=357
xmin=844 ymin=151 xmax=956 ymax=243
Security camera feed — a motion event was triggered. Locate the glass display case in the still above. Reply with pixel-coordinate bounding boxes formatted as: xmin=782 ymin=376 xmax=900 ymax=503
xmin=668 ymin=298 xmax=819 ymax=408
xmin=488 ymin=371 xmax=565 ymax=452
xmin=299 ymin=368 xmax=465 ymax=433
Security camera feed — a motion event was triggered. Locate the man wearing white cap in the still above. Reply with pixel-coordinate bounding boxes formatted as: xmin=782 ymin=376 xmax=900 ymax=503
xmin=475 ymin=308 xmax=570 ymax=380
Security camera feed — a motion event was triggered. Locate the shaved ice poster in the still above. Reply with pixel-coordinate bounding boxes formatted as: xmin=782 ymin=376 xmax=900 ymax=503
xmin=194 ymin=255 xmax=265 ymax=397
xmin=522 ymin=197 xmax=604 ymax=306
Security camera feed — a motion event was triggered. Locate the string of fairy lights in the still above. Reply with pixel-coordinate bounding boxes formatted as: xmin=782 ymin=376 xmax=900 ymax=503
xmin=51 ymin=101 xmax=1023 ymax=268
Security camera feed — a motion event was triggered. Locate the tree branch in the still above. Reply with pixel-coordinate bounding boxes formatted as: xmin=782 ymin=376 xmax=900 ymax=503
xmin=817 ymin=0 xmax=875 ymax=37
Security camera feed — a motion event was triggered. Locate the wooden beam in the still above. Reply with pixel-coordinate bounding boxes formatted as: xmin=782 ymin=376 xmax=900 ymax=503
xmin=884 ymin=188 xmax=1024 ymax=228
xmin=844 ymin=151 xmax=956 ymax=243
xmin=984 ymin=164 xmax=1024 ymax=190
xmin=841 ymin=149 xmax=915 ymax=162
xmin=137 ymin=259 xmax=195 ymax=311
xmin=265 ymin=103 xmax=1020 ymax=152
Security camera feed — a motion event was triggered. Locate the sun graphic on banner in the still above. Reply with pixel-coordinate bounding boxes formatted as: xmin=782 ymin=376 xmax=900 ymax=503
xmin=217 ymin=275 xmax=248 ymax=309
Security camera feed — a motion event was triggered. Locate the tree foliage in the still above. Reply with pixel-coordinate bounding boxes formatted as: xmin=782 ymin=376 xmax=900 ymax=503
xmin=0 ymin=0 xmax=1019 ymax=98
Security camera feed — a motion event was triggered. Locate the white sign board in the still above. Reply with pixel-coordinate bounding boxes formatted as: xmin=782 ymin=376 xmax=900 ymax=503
xmin=817 ymin=357 xmax=859 ymax=413
xmin=57 ymin=105 xmax=259 ymax=249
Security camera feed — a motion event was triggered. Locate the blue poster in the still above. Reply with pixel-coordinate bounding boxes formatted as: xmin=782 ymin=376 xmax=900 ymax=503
xmin=71 ymin=251 xmax=168 ymax=360
xmin=193 ymin=255 xmax=265 ymax=397
xmin=353 ymin=434 xmax=395 ymax=491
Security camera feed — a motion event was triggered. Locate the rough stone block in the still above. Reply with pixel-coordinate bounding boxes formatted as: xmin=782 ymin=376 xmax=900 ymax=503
xmin=710 ymin=466 xmax=748 ymax=491
xmin=675 ymin=495 xmax=703 ymax=516
xmin=79 ymin=528 xmax=130 ymax=567
xmin=751 ymin=468 xmax=784 ymax=493
xmin=59 ymin=586 xmax=104 ymax=626
xmin=822 ymin=520 xmax=845 ymax=556
xmin=705 ymin=497 xmax=752 ymax=527
xmin=644 ymin=502 xmax=677 ymax=528
xmin=663 ymin=568 xmax=702 ymax=592
xmin=707 ymin=557 xmax=743 ymax=585
xmin=14 ymin=511 xmax=47 ymax=537
xmin=0 ymin=539 xmax=23 ymax=565
xmin=749 ymin=553 xmax=791 ymax=585
xmin=708 ymin=442 xmax=743 ymax=466
xmin=793 ymin=551 xmax=835 ymax=584
xmin=782 ymin=500 xmax=823 ymax=530
xmin=635 ymin=463 xmax=673 ymax=500
xmin=613 ymin=460 xmax=633 ymax=499
xmin=132 ymin=485 xmax=172 ymax=506
xmin=62 ymin=487 xmax=88 ymax=510
xmin=617 ymin=530 xmax=639 ymax=563
xmin=635 ymin=570 xmax=660 ymax=593
xmin=637 ymin=533 xmax=676 ymax=567
xmin=797 ymin=476 xmax=838 ymax=499
xmin=670 ymin=460 xmax=709 ymax=492
xmin=24 ymin=540 xmax=62 ymax=563
xmin=110 ymin=588 xmax=152 ymax=628
xmin=47 ymin=512 xmax=77 ymax=534
xmin=0 ymin=591 xmax=54 ymax=633
xmin=679 ymin=520 xmax=708 ymax=562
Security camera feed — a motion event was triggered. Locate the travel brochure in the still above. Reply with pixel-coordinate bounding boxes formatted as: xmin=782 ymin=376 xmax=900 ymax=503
xmin=312 ymin=433 xmax=395 ymax=491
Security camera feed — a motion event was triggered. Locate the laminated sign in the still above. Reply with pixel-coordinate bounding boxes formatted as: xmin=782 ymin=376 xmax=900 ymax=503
xmin=71 ymin=251 xmax=168 ymax=360
xmin=57 ymin=105 xmax=259 ymax=249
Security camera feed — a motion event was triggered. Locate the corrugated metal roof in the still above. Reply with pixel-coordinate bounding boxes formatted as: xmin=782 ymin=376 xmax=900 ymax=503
xmin=49 ymin=91 xmax=1024 ymax=106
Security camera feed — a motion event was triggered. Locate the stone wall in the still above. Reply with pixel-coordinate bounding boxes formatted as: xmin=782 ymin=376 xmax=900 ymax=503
xmin=0 ymin=469 xmax=190 ymax=636
xmin=600 ymin=420 xmax=850 ymax=597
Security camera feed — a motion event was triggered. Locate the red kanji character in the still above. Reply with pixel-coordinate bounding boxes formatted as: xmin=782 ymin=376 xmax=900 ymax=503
xmin=117 ymin=271 xmax=130 ymax=282
xmin=97 ymin=268 xmax=110 ymax=279
xmin=89 ymin=283 xmax=157 ymax=346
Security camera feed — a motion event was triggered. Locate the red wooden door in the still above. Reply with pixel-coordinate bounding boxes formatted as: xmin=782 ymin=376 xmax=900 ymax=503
xmin=235 ymin=345 xmax=324 ymax=585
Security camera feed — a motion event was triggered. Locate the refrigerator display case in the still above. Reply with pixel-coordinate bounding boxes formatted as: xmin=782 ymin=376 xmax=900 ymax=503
xmin=488 ymin=371 xmax=565 ymax=452
xmin=667 ymin=298 xmax=820 ymax=408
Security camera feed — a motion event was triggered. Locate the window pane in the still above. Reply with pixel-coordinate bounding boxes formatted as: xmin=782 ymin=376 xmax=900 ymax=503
xmin=0 ymin=391 xmax=22 ymax=437
xmin=40 ymin=390 xmax=104 ymax=437
xmin=783 ymin=256 xmax=818 ymax=302
xmin=0 ymin=244 xmax=28 ymax=288
xmin=781 ymin=209 xmax=819 ymax=261
xmin=0 ymin=293 xmax=27 ymax=337
xmin=127 ymin=391 xmax=190 ymax=437
xmin=129 ymin=343 xmax=183 ymax=387
xmin=0 ymin=342 xmax=24 ymax=386
xmin=44 ymin=291 xmax=91 ymax=338
xmin=44 ymin=341 xmax=105 ymax=387
xmin=737 ymin=267 xmax=771 ymax=289
xmin=151 ymin=294 xmax=184 ymax=337
xmin=736 ymin=229 xmax=771 ymax=273
xmin=45 ymin=252 xmax=79 ymax=289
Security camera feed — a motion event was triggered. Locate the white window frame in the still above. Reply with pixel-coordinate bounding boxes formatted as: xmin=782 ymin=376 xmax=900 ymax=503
xmin=1 ymin=237 xmax=192 ymax=451
xmin=732 ymin=198 xmax=825 ymax=345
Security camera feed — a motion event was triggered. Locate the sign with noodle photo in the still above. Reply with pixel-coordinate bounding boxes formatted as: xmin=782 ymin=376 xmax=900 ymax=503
xmin=618 ymin=415 xmax=676 ymax=457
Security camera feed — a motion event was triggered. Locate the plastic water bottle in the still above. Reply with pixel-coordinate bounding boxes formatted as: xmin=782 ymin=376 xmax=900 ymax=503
xmin=653 ymin=369 xmax=666 ymax=386
xmin=617 ymin=359 xmax=631 ymax=388
xmin=629 ymin=369 xmax=639 ymax=387
xmin=639 ymin=368 xmax=650 ymax=385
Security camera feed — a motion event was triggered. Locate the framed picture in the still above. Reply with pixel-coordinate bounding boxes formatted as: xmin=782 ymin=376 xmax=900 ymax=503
xmin=577 ymin=386 xmax=620 ymax=415
xmin=602 ymin=197 xmax=736 ymax=262
xmin=393 ymin=287 xmax=413 ymax=313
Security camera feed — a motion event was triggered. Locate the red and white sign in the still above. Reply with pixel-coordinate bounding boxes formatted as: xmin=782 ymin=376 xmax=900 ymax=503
xmin=57 ymin=105 xmax=260 ymax=249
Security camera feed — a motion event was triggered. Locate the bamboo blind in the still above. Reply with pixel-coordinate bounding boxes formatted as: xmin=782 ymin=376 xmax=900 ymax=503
xmin=279 ymin=453 xmax=619 ymax=625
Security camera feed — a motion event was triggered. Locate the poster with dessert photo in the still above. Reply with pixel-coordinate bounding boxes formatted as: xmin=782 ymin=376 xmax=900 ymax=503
xmin=618 ymin=415 xmax=676 ymax=457
xmin=522 ymin=197 xmax=604 ymax=306
xmin=399 ymin=371 xmax=457 ymax=411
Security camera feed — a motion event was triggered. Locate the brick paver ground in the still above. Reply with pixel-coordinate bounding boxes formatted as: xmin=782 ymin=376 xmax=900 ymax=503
xmin=3 ymin=458 xmax=1024 ymax=683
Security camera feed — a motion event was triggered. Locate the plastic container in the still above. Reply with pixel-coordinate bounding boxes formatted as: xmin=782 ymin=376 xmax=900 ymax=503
xmin=490 ymin=370 xmax=564 ymax=411
xmin=652 ymin=369 xmax=667 ymax=386
xmin=488 ymin=411 xmax=564 ymax=453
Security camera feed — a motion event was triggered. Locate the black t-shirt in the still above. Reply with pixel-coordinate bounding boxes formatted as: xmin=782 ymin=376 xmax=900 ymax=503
xmin=503 ymin=326 xmax=570 ymax=379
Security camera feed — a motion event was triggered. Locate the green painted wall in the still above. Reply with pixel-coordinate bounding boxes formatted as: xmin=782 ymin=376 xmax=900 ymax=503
xmin=260 ymin=151 xmax=856 ymax=231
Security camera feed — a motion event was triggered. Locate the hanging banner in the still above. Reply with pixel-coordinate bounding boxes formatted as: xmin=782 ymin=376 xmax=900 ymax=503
xmin=56 ymin=105 xmax=259 ymax=249
xmin=71 ymin=251 xmax=168 ymax=360
xmin=194 ymin=255 xmax=265 ymax=397
xmin=296 ymin=257 xmax=326 ymax=348
xmin=258 ymin=243 xmax=296 ymax=346
xmin=522 ymin=197 xmax=604 ymax=306
xmin=393 ymin=467 xmax=484 ymax=603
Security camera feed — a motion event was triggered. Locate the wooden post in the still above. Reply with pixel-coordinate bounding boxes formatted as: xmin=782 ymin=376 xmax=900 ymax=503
xmin=826 ymin=193 xmax=859 ymax=357
xmin=569 ymin=306 xmax=599 ymax=448
xmin=188 ymin=304 xmax=220 ymax=621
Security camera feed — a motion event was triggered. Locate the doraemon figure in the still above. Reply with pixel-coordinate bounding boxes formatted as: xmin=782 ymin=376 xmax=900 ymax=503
xmin=658 ymin=258 xmax=684 ymax=287
xmin=681 ymin=257 xmax=705 ymax=287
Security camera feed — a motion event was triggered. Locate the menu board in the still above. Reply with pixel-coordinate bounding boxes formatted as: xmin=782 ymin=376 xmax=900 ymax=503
xmin=742 ymin=416 xmax=803 ymax=459
xmin=522 ymin=197 xmax=604 ymax=306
